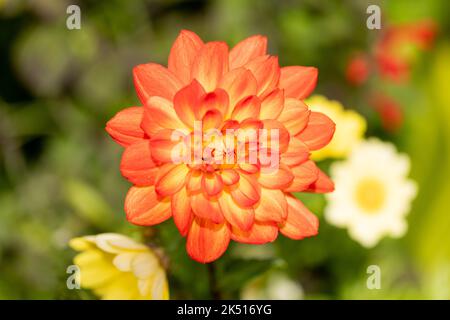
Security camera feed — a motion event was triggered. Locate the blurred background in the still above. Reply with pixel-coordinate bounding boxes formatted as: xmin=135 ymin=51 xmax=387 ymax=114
xmin=0 ymin=0 xmax=449 ymax=299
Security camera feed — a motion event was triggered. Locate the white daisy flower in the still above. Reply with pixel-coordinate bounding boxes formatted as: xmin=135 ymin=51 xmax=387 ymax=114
xmin=325 ymin=138 xmax=417 ymax=248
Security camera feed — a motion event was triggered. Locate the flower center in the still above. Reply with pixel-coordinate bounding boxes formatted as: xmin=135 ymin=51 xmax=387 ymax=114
xmin=354 ymin=177 xmax=386 ymax=213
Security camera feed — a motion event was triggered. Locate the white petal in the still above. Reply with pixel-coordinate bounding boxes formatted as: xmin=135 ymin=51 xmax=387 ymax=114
xmin=94 ymin=233 xmax=148 ymax=253
xmin=112 ymin=252 xmax=137 ymax=272
xmin=131 ymin=252 xmax=159 ymax=279
xmin=151 ymin=270 xmax=166 ymax=300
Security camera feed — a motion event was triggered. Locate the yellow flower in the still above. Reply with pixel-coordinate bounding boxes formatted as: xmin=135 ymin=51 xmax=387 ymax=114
xmin=69 ymin=233 xmax=169 ymax=300
xmin=325 ymin=139 xmax=417 ymax=247
xmin=306 ymin=95 xmax=366 ymax=160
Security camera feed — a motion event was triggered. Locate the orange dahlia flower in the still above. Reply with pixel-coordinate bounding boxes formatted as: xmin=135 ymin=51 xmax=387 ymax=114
xmin=106 ymin=30 xmax=335 ymax=263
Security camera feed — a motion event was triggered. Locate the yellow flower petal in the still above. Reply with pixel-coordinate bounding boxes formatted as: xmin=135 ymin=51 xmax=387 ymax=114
xmin=69 ymin=233 xmax=169 ymax=300
xmin=95 ymin=272 xmax=141 ymax=300
xmin=306 ymin=95 xmax=366 ymax=160
xmin=112 ymin=252 xmax=138 ymax=272
xmin=74 ymin=250 xmax=120 ymax=288
xmin=94 ymin=233 xmax=148 ymax=253
xmin=69 ymin=237 xmax=95 ymax=251
xmin=131 ymin=252 xmax=159 ymax=279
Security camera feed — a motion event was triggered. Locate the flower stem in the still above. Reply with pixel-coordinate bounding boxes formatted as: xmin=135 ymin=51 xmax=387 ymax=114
xmin=207 ymin=262 xmax=221 ymax=300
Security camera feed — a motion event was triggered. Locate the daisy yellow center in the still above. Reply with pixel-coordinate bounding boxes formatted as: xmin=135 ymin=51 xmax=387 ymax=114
xmin=354 ymin=177 xmax=386 ymax=213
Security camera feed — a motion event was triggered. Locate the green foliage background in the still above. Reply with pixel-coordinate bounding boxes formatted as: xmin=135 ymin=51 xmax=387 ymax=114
xmin=0 ymin=0 xmax=449 ymax=299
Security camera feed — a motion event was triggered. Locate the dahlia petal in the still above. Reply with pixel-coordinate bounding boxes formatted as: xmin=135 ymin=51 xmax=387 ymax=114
xmin=239 ymin=163 xmax=260 ymax=174
xmin=254 ymin=188 xmax=287 ymax=222
xmin=202 ymin=172 xmax=224 ymax=197
xmin=186 ymin=218 xmax=230 ymax=263
xmin=279 ymin=66 xmax=318 ymax=99
xmin=190 ymin=192 xmax=224 ymax=224
xmin=231 ymin=221 xmax=278 ymax=244
xmin=220 ymin=169 xmax=240 ymax=186
xmin=142 ymin=96 xmax=187 ymax=136
xmin=229 ymin=173 xmax=261 ymax=207
xmin=221 ymin=119 xmax=240 ymax=132
xmin=155 ymin=164 xmax=189 ymax=196
xmin=260 ymin=119 xmax=290 ymax=154
xmin=149 ymin=129 xmax=185 ymax=164
xmin=281 ymin=137 xmax=310 ymax=166
xmin=125 ymin=186 xmax=171 ymax=226
xmin=199 ymin=89 xmax=229 ymax=119
xmin=279 ymin=196 xmax=319 ymax=239
xmin=277 ymin=98 xmax=310 ymax=136
xmin=202 ymin=109 xmax=223 ymax=131
xmin=171 ymin=187 xmax=192 ymax=236
xmin=260 ymin=89 xmax=284 ymax=119
xmin=168 ymin=30 xmax=204 ymax=84
xmin=174 ymin=80 xmax=206 ymax=128
xmin=229 ymin=35 xmax=267 ymax=69
xmin=305 ymin=169 xmax=334 ymax=193
xmin=133 ymin=63 xmax=182 ymax=104
xmin=219 ymin=68 xmax=257 ymax=114
xmin=284 ymin=160 xmax=319 ymax=192
xmin=186 ymin=170 xmax=203 ymax=193
xmin=218 ymin=191 xmax=254 ymax=231
xmin=120 ymin=140 xmax=158 ymax=186
xmin=191 ymin=41 xmax=229 ymax=92
xmin=106 ymin=107 xmax=146 ymax=147
xmin=244 ymin=55 xmax=280 ymax=96
xmin=296 ymin=111 xmax=336 ymax=151
xmin=239 ymin=118 xmax=264 ymax=131
xmin=258 ymin=163 xmax=294 ymax=189
xmin=231 ymin=96 xmax=261 ymax=122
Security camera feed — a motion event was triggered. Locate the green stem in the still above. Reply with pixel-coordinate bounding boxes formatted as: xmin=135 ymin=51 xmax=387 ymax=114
xmin=207 ymin=262 xmax=221 ymax=300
